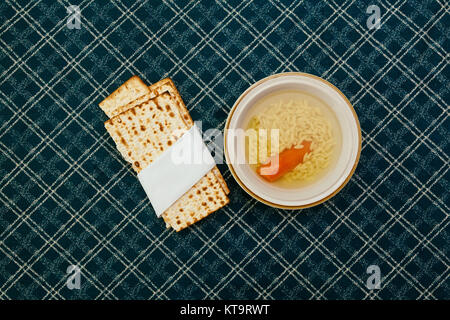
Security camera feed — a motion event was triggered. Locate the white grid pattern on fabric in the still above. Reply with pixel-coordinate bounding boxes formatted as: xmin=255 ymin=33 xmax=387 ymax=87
xmin=0 ymin=0 xmax=448 ymax=300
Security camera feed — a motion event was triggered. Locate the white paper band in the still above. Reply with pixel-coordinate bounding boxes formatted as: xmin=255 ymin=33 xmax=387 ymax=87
xmin=137 ymin=125 xmax=215 ymax=217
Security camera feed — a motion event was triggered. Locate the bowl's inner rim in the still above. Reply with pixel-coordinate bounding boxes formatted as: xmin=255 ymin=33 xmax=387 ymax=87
xmin=225 ymin=74 xmax=360 ymax=206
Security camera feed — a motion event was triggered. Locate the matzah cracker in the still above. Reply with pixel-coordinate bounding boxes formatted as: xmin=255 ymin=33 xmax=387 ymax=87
xmin=105 ymin=92 xmax=229 ymax=231
xmin=99 ymin=75 xmax=150 ymax=118
xmin=162 ymin=170 xmax=228 ymax=231
xmin=105 ymin=92 xmax=186 ymax=172
xmin=111 ymin=78 xmax=230 ymax=197
xmin=113 ymin=78 xmax=192 ymax=126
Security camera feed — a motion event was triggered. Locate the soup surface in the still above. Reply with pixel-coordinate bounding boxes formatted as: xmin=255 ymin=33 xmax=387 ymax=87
xmin=245 ymin=90 xmax=342 ymax=188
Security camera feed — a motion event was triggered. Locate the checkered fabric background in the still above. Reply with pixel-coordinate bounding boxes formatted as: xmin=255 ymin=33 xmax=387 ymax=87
xmin=0 ymin=0 xmax=448 ymax=300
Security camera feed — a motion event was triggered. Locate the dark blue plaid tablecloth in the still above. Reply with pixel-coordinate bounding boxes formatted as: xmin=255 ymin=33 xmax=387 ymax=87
xmin=0 ymin=0 xmax=448 ymax=300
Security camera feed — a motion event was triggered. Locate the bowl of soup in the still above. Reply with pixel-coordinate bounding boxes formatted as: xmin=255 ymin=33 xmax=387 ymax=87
xmin=224 ymin=72 xmax=361 ymax=209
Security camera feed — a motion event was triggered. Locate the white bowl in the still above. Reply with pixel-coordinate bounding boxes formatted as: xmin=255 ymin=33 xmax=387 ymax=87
xmin=224 ymin=72 xmax=361 ymax=209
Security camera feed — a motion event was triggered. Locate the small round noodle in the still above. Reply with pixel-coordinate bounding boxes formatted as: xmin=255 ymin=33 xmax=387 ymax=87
xmin=246 ymin=99 xmax=335 ymax=182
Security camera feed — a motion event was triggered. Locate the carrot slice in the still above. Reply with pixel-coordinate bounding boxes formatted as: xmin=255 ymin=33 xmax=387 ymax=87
xmin=257 ymin=140 xmax=312 ymax=182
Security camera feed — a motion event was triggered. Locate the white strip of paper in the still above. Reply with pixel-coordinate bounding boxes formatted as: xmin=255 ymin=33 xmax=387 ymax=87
xmin=137 ymin=125 xmax=215 ymax=217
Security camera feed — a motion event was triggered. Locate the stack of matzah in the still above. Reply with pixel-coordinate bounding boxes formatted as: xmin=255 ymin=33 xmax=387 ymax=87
xmin=99 ymin=76 xmax=229 ymax=231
